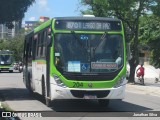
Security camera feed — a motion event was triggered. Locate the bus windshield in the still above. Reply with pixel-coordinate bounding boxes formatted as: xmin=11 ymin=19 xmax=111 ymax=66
xmin=54 ymin=33 xmax=123 ymax=73
xmin=0 ymin=55 xmax=13 ymax=65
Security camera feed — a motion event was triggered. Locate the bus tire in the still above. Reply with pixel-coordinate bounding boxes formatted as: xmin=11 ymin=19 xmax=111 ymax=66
xmin=42 ymin=76 xmax=51 ymax=107
xmin=28 ymin=73 xmax=34 ymax=96
xmin=98 ymin=99 xmax=110 ymax=107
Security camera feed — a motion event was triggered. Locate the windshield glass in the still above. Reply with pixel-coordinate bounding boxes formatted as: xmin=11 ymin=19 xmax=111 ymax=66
xmin=54 ymin=33 xmax=123 ymax=73
xmin=0 ymin=55 xmax=13 ymax=65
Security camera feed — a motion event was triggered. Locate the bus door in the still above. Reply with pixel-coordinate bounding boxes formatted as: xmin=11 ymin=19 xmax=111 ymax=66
xmin=46 ymin=26 xmax=52 ymax=99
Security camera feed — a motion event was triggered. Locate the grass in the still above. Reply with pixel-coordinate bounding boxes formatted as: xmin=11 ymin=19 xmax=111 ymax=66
xmin=1 ymin=102 xmax=13 ymax=112
xmin=0 ymin=102 xmax=20 ymax=120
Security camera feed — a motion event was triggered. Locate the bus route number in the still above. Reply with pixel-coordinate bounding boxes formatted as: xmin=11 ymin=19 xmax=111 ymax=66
xmin=73 ymin=82 xmax=83 ymax=88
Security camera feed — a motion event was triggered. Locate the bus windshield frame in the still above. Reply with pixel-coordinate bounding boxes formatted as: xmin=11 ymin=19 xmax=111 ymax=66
xmin=0 ymin=51 xmax=13 ymax=65
xmin=54 ymin=33 xmax=124 ymax=74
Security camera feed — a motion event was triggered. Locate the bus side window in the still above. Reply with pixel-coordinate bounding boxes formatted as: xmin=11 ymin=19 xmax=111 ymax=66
xmin=38 ymin=33 xmax=41 ymax=57
xmin=32 ymin=37 xmax=36 ymax=60
xmin=28 ymin=36 xmax=33 ymax=64
xmin=42 ymin=31 xmax=47 ymax=58
xmin=35 ymin=35 xmax=39 ymax=58
xmin=40 ymin=31 xmax=47 ymax=58
xmin=33 ymin=34 xmax=38 ymax=60
xmin=23 ymin=38 xmax=28 ymax=65
xmin=35 ymin=33 xmax=41 ymax=58
xmin=28 ymin=36 xmax=32 ymax=58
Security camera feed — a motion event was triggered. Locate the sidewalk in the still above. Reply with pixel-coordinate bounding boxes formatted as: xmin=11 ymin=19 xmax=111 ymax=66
xmin=126 ymin=65 xmax=160 ymax=97
xmin=126 ymin=84 xmax=160 ymax=97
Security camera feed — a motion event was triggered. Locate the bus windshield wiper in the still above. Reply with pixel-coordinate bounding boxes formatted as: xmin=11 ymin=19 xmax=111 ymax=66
xmin=92 ymin=32 xmax=107 ymax=60
xmin=71 ymin=31 xmax=88 ymax=52
xmin=93 ymin=32 xmax=107 ymax=52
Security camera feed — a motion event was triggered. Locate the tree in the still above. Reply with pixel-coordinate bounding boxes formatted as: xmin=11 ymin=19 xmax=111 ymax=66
xmin=0 ymin=29 xmax=25 ymax=62
xmin=0 ymin=0 xmax=35 ymax=28
xmin=139 ymin=15 xmax=160 ymax=68
xmin=80 ymin=0 xmax=160 ymax=83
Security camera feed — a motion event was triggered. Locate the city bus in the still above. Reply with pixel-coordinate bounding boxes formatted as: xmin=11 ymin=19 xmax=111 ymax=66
xmin=0 ymin=50 xmax=14 ymax=73
xmin=23 ymin=16 xmax=127 ymax=107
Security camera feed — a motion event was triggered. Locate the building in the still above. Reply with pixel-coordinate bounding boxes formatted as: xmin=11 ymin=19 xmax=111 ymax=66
xmin=0 ymin=21 xmax=21 ymax=39
xmin=24 ymin=16 xmax=50 ymax=31
xmin=138 ymin=45 xmax=150 ymax=65
xmin=39 ymin=16 xmax=50 ymax=22
xmin=24 ymin=21 xmax=38 ymax=31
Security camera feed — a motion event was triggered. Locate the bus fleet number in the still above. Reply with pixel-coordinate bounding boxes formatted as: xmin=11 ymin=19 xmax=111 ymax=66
xmin=73 ymin=82 xmax=83 ymax=88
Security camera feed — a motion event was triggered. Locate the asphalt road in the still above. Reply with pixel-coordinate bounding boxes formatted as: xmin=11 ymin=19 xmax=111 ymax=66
xmin=0 ymin=72 xmax=160 ymax=120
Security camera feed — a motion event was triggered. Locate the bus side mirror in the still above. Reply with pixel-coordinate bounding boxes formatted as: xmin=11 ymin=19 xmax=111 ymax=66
xmin=47 ymin=34 xmax=52 ymax=47
xmin=47 ymin=27 xmax=52 ymax=47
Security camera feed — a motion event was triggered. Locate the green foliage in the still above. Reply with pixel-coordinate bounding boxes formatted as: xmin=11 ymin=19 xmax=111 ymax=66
xmin=0 ymin=0 xmax=35 ymax=29
xmin=139 ymin=15 xmax=160 ymax=43
xmin=151 ymin=0 xmax=160 ymax=16
xmin=0 ymin=29 xmax=25 ymax=62
xmin=80 ymin=0 xmax=160 ymax=82
xmin=139 ymin=15 xmax=160 ymax=68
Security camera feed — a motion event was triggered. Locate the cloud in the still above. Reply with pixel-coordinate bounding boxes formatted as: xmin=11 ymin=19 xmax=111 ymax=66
xmin=37 ymin=0 xmax=50 ymax=11
xmin=29 ymin=17 xmax=36 ymax=21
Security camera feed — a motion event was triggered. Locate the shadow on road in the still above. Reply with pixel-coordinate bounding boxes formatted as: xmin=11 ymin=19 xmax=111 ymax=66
xmin=0 ymin=88 xmax=152 ymax=112
xmin=50 ymin=99 xmax=152 ymax=112
xmin=0 ymin=88 xmax=34 ymax=101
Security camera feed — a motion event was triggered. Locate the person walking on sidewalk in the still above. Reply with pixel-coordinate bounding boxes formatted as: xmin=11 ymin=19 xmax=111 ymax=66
xmin=136 ymin=64 xmax=145 ymax=84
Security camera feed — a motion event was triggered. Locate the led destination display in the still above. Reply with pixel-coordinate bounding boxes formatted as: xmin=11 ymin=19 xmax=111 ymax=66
xmin=55 ymin=20 xmax=121 ymax=31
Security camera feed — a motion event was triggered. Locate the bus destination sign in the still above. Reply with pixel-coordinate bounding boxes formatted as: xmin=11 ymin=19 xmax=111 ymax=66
xmin=55 ymin=20 xmax=121 ymax=31
xmin=91 ymin=62 xmax=118 ymax=69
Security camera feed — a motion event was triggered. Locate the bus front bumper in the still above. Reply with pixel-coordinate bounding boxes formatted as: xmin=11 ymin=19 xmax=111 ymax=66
xmin=50 ymin=83 xmax=126 ymax=100
xmin=0 ymin=67 xmax=14 ymax=71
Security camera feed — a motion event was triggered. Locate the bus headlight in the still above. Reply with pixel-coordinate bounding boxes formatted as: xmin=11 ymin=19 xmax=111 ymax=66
xmin=53 ymin=74 xmax=66 ymax=87
xmin=113 ymin=76 xmax=126 ymax=88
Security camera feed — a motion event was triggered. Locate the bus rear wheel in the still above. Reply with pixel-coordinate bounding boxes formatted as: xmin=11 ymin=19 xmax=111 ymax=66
xmin=98 ymin=99 xmax=110 ymax=107
xmin=42 ymin=76 xmax=51 ymax=107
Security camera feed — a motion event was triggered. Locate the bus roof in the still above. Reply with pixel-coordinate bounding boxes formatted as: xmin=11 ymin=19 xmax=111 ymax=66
xmin=34 ymin=19 xmax=52 ymax=33
xmin=54 ymin=17 xmax=121 ymax=22
xmin=25 ymin=17 xmax=122 ymax=36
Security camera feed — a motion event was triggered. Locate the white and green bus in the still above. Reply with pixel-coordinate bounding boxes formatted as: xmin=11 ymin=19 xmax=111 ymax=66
xmin=0 ymin=50 xmax=14 ymax=73
xmin=23 ymin=17 xmax=127 ymax=106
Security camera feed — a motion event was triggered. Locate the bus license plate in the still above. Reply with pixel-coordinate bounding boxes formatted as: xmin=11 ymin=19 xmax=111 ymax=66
xmin=84 ymin=94 xmax=97 ymax=99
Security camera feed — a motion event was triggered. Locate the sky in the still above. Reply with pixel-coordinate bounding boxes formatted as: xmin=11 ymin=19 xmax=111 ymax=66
xmin=23 ymin=0 xmax=86 ymax=23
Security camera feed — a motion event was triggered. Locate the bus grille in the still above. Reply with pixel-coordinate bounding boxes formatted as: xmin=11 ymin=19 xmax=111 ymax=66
xmin=70 ymin=90 xmax=110 ymax=98
xmin=63 ymin=75 xmax=115 ymax=81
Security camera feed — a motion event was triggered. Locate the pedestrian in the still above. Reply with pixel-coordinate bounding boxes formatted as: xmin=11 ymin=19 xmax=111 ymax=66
xmin=136 ymin=64 xmax=145 ymax=80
